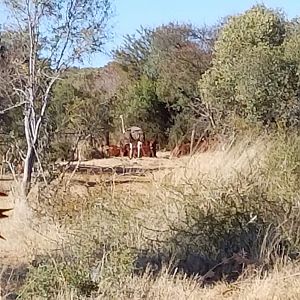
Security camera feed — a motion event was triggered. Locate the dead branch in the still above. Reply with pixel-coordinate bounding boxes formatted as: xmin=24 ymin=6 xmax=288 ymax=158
xmin=0 ymin=101 xmax=26 ymax=114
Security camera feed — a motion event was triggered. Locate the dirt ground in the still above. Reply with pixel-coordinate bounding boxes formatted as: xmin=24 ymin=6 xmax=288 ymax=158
xmin=0 ymin=151 xmax=179 ymax=192
xmin=0 ymin=150 xmax=187 ymax=221
xmin=62 ymin=150 xmax=176 ymax=170
xmin=58 ymin=150 xmax=186 ymax=196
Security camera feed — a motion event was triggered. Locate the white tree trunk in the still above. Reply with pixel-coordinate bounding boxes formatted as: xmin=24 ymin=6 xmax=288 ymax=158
xmin=190 ymin=126 xmax=196 ymax=155
xmin=22 ymin=145 xmax=35 ymax=197
xmin=22 ymin=111 xmax=35 ymax=197
xmin=2 ymin=0 xmax=113 ymax=197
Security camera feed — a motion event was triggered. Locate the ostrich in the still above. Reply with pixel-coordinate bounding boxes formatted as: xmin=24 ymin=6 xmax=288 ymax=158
xmin=120 ymin=115 xmax=145 ymax=159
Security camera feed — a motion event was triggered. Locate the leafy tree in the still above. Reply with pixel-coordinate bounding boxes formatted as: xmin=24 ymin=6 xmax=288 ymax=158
xmin=284 ymin=19 xmax=300 ymax=87
xmin=199 ymin=5 xmax=298 ymax=129
xmin=0 ymin=0 xmax=113 ymax=195
xmin=279 ymin=19 xmax=300 ymax=126
xmin=153 ymin=24 xmax=212 ymax=105
xmin=45 ymin=67 xmax=118 ymax=165
xmin=50 ymin=77 xmax=112 ymax=137
xmin=213 ymin=5 xmax=285 ymax=63
xmin=113 ymin=22 xmax=214 ymax=145
xmin=234 ymin=47 xmax=297 ymax=123
xmin=114 ymin=76 xmax=171 ymax=144
xmin=114 ymin=27 xmax=153 ymax=79
xmin=46 ymin=62 xmax=129 ymax=160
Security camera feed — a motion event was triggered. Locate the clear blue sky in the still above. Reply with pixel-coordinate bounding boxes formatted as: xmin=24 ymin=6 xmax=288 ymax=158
xmin=86 ymin=0 xmax=299 ymax=68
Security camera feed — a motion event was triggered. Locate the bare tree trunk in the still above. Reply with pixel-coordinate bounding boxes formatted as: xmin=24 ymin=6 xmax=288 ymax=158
xmin=22 ymin=146 xmax=35 ymax=196
xmin=0 ymin=155 xmax=4 ymax=176
xmin=190 ymin=125 xmax=196 ymax=155
xmin=120 ymin=115 xmax=125 ymax=134
xmin=22 ymin=104 xmax=36 ymax=197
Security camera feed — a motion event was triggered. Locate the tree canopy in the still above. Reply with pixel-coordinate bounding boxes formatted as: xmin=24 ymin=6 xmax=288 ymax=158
xmin=2 ymin=3 xmax=300 ymax=188
xmin=199 ymin=5 xmax=300 ymax=128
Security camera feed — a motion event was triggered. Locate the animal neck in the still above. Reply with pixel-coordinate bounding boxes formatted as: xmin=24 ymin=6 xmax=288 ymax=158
xmin=120 ymin=115 xmax=125 ymax=134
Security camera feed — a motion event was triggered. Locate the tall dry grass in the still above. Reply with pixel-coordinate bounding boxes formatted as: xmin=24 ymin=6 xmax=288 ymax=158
xmin=53 ymin=264 xmax=300 ymax=300
xmin=0 ymin=183 xmax=64 ymax=264
xmin=2 ymin=131 xmax=300 ymax=299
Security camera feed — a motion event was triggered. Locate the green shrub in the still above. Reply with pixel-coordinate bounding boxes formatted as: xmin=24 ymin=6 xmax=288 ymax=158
xmin=20 ymin=189 xmax=138 ymax=299
xmin=155 ymin=132 xmax=300 ymax=270
xmin=19 ymin=257 xmax=97 ymax=299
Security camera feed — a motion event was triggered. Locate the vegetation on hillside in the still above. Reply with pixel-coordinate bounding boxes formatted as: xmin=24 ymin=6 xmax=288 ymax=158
xmin=2 ymin=5 xmax=300 ymax=166
xmin=1 ymin=4 xmax=300 ymax=299
xmin=1 ymin=132 xmax=298 ymax=299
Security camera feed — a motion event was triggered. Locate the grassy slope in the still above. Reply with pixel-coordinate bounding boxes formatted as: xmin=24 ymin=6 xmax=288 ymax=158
xmin=1 ymin=132 xmax=300 ymax=299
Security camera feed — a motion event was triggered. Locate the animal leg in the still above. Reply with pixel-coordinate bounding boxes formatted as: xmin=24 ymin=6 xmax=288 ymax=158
xmin=129 ymin=143 xmax=133 ymax=159
xmin=137 ymin=141 xmax=142 ymax=158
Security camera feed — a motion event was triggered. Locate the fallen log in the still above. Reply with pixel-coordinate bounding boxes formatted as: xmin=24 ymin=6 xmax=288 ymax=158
xmin=58 ymin=164 xmax=169 ymax=175
xmin=70 ymin=176 xmax=151 ymax=187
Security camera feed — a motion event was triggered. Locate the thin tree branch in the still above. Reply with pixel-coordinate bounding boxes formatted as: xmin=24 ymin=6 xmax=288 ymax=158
xmin=33 ymin=73 xmax=60 ymax=144
xmin=0 ymin=101 xmax=26 ymax=114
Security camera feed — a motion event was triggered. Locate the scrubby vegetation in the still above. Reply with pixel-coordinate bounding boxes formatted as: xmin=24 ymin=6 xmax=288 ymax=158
xmin=2 ymin=3 xmax=300 ymax=299
xmin=3 ymin=5 xmax=300 ymax=161
xmin=1 ymin=132 xmax=299 ymax=299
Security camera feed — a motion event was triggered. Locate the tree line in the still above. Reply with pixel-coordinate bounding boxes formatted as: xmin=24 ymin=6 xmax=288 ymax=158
xmin=48 ymin=5 xmax=300 ymax=147
xmin=1 ymin=4 xmax=300 ymax=194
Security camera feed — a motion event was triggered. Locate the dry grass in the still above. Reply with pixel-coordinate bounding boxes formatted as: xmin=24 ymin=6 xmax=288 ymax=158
xmin=0 ymin=183 xmax=64 ymax=265
xmin=48 ymin=264 xmax=300 ymax=300
xmin=97 ymin=264 xmax=300 ymax=300
xmin=153 ymin=134 xmax=269 ymax=184
xmin=1 ymin=132 xmax=300 ymax=299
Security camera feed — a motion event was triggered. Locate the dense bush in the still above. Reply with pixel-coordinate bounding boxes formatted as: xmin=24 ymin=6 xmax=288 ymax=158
xmin=199 ymin=5 xmax=300 ymax=130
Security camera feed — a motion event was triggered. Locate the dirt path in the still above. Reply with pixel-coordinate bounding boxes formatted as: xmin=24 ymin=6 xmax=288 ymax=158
xmin=0 ymin=151 xmax=177 ymax=192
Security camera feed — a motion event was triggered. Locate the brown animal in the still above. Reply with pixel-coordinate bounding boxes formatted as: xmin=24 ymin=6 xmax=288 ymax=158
xmin=125 ymin=139 xmax=157 ymax=158
xmin=118 ymin=136 xmax=157 ymax=159
xmin=107 ymin=145 xmax=121 ymax=157
xmin=120 ymin=143 xmax=130 ymax=158
xmin=141 ymin=142 xmax=151 ymax=157
xmin=139 ymin=139 xmax=158 ymax=158
xmin=179 ymin=143 xmax=191 ymax=157
xmin=148 ymin=139 xmax=157 ymax=157
xmin=170 ymin=136 xmax=213 ymax=158
xmin=170 ymin=142 xmax=191 ymax=158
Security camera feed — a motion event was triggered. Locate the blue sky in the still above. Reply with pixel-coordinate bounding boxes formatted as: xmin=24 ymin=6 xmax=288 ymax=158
xmin=0 ymin=0 xmax=298 ymax=68
xmin=86 ymin=0 xmax=299 ymax=68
